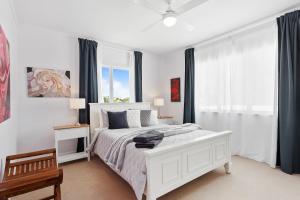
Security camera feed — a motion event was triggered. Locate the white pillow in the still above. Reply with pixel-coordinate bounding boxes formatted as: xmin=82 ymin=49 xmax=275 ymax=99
xmin=127 ymin=110 xmax=141 ymax=128
xmin=99 ymin=109 xmax=109 ymax=128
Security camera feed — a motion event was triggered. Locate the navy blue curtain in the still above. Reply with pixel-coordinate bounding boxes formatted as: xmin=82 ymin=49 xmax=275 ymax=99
xmin=277 ymin=10 xmax=300 ymax=174
xmin=183 ymin=48 xmax=195 ymax=123
xmin=134 ymin=51 xmax=143 ymax=102
xmin=77 ymin=38 xmax=98 ymax=152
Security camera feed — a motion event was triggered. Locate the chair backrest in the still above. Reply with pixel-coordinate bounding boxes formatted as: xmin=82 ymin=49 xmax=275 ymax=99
xmin=3 ymin=148 xmax=57 ymax=181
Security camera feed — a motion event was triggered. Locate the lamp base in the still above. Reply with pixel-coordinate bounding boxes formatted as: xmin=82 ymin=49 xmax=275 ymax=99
xmin=157 ymin=107 xmax=161 ymax=119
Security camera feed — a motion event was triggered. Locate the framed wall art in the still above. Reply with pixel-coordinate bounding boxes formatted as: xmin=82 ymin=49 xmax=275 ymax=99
xmin=0 ymin=25 xmax=10 ymax=124
xmin=171 ymin=77 xmax=180 ymax=102
xmin=27 ymin=67 xmax=71 ymax=97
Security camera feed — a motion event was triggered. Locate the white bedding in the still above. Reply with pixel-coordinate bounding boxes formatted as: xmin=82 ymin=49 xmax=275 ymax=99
xmin=92 ymin=124 xmax=215 ymax=200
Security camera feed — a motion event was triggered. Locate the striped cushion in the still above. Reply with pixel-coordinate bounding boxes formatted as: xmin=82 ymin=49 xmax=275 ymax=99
xmin=140 ymin=110 xmax=158 ymax=127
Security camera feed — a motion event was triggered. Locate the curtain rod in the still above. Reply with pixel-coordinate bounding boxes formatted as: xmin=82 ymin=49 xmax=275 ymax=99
xmin=191 ymin=3 xmax=300 ymax=49
xmin=80 ymin=37 xmax=135 ymax=53
xmin=70 ymin=32 xmax=146 ymax=53
xmin=75 ymin=34 xmax=138 ymax=53
xmin=98 ymin=41 xmax=143 ymax=53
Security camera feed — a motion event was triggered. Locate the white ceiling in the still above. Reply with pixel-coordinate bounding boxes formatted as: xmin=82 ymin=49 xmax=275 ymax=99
xmin=12 ymin=0 xmax=300 ymax=54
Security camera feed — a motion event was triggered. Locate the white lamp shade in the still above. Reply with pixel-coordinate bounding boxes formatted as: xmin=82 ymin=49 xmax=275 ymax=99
xmin=69 ymin=98 xmax=86 ymax=109
xmin=154 ymin=98 xmax=164 ymax=106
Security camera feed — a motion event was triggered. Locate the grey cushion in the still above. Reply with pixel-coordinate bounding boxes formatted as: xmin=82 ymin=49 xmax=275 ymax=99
xmin=140 ymin=110 xmax=158 ymax=127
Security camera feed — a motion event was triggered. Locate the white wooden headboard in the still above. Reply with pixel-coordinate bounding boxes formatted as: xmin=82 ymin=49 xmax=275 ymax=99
xmin=89 ymin=102 xmax=151 ymax=136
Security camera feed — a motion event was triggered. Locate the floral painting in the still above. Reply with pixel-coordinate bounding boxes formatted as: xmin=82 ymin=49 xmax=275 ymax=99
xmin=171 ymin=78 xmax=180 ymax=102
xmin=0 ymin=25 xmax=10 ymax=123
xmin=27 ymin=67 xmax=71 ymax=97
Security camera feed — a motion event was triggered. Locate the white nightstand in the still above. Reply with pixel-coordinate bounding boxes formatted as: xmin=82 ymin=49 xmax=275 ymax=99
xmin=158 ymin=116 xmax=176 ymax=125
xmin=54 ymin=124 xmax=90 ymax=164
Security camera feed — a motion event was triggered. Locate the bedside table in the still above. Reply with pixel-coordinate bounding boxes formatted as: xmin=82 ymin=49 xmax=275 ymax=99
xmin=54 ymin=124 xmax=90 ymax=164
xmin=158 ymin=116 xmax=175 ymax=125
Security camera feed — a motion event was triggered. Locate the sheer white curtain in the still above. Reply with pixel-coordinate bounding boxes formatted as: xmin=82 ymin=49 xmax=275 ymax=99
xmin=128 ymin=51 xmax=135 ymax=102
xmin=195 ymin=23 xmax=278 ymax=166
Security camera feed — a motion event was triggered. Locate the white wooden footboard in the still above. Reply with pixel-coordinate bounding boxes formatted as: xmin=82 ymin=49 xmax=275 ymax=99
xmin=145 ymin=131 xmax=232 ymax=200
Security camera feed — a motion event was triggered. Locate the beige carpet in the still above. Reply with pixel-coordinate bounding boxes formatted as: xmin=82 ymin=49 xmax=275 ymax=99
xmin=13 ymin=156 xmax=300 ymax=200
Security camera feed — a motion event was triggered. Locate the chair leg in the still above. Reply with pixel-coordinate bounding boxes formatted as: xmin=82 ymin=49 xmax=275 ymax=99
xmin=54 ymin=184 xmax=61 ymax=200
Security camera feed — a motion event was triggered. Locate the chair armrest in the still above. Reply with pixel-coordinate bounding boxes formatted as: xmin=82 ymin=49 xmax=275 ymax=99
xmin=0 ymin=169 xmax=63 ymax=197
xmin=6 ymin=148 xmax=56 ymax=161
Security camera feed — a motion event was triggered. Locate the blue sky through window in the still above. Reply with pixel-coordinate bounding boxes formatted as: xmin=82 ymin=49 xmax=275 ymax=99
xmin=113 ymin=69 xmax=129 ymax=90
xmin=113 ymin=68 xmax=129 ymax=99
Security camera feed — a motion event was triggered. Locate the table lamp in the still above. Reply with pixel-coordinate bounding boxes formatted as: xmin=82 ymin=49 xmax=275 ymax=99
xmin=154 ymin=98 xmax=164 ymax=118
xmin=69 ymin=98 xmax=86 ymax=126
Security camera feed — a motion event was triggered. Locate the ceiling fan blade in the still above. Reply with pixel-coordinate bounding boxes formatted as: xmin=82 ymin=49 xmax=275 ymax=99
xmin=176 ymin=0 xmax=209 ymax=15
xmin=134 ymin=0 xmax=164 ymax=15
xmin=181 ymin=21 xmax=195 ymax=32
xmin=141 ymin=19 xmax=162 ymax=32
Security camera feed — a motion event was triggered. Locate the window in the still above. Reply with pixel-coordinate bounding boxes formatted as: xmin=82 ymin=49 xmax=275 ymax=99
xmin=101 ymin=66 xmax=131 ymax=103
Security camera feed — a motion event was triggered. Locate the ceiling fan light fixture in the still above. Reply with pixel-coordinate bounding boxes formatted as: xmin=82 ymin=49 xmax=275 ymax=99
xmin=163 ymin=13 xmax=177 ymax=27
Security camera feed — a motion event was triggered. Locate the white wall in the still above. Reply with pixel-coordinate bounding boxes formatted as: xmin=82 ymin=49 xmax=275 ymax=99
xmin=159 ymin=50 xmax=185 ymax=124
xmin=0 ymin=0 xmax=19 ymax=175
xmin=18 ymin=25 xmax=79 ymax=153
xmin=143 ymin=52 xmax=161 ymax=102
xmin=17 ymin=25 xmax=162 ymax=153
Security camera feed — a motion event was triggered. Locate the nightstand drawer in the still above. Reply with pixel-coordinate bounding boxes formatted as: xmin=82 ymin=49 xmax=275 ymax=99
xmin=55 ymin=127 xmax=88 ymax=141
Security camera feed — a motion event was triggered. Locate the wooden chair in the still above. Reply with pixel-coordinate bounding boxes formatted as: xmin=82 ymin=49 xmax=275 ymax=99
xmin=0 ymin=148 xmax=63 ymax=200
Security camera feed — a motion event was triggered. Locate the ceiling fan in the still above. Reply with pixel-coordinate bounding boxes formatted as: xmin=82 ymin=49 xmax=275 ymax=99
xmin=134 ymin=0 xmax=209 ymax=32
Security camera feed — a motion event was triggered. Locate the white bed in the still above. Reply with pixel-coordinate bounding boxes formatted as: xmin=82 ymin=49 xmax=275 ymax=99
xmin=89 ymin=103 xmax=232 ymax=200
